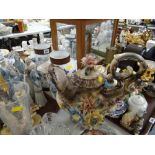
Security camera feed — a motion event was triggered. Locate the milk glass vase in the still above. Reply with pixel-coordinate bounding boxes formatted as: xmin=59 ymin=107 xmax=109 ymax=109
xmin=0 ymin=81 xmax=32 ymax=134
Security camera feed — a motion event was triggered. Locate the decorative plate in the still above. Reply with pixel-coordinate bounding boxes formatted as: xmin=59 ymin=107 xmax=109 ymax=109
xmin=108 ymin=100 xmax=128 ymax=118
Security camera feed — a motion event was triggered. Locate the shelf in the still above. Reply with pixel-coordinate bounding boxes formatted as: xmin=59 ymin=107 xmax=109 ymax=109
xmin=0 ymin=24 xmax=74 ymax=40
xmin=119 ymin=23 xmax=155 ymax=30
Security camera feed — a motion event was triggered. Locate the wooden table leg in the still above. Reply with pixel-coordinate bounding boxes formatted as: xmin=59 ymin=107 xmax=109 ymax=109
xmin=87 ymin=32 xmax=92 ymax=54
xmin=76 ymin=23 xmax=86 ymax=68
xmin=50 ymin=20 xmax=58 ymax=51
xmin=111 ymin=19 xmax=119 ymax=46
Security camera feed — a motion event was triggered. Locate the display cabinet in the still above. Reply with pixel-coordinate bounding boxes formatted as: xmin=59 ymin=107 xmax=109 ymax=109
xmin=50 ymin=19 xmax=119 ymax=68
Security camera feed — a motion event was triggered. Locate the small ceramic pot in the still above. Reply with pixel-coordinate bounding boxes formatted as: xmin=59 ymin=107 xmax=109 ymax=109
xmin=50 ymin=51 xmax=70 ymax=65
xmin=34 ymin=43 xmax=51 ymax=55
xmin=128 ymin=94 xmax=148 ymax=117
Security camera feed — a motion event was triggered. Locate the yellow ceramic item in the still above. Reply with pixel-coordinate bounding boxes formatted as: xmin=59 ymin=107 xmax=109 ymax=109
xmin=0 ymin=127 xmax=12 ymax=135
xmin=32 ymin=114 xmax=42 ymax=126
xmin=85 ymin=111 xmax=104 ymax=128
xmin=97 ymin=75 xmax=104 ymax=83
xmin=141 ymin=68 xmax=155 ymax=81
xmin=65 ymin=64 xmax=73 ymax=71
xmin=0 ymin=75 xmax=9 ymax=92
xmin=11 ymin=106 xmax=23 ymax=112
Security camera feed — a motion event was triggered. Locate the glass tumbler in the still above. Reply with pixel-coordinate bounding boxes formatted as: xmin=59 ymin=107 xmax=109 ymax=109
xmin=42 ymin=112 xmax=71 ymax=135
xmin=41 ymin=112 xmax=57 ymax=134
xmin=30 ymin=124 xmax=46 ymax=135
xmin=52 ymin=123 xmax=71 ymax=135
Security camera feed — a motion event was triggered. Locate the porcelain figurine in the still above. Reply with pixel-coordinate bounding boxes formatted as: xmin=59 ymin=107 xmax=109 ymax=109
xmin=119 ymin=29 xmax=128 ymax=48
xmin=101 ymin=73 xmax=124 ymax=99
xmin=0 ymin=73 xmax=12 ymax=102
xmin=13 ymin=52 xmax=25 ymax=75
xmin=39 ymin=73 xmax=50 ymax=89
xmin=143 ymin=82 xmax=155 ymax=97
xmin=0 ymin=67 xmax=15 ymax=102
xmin=141 ymin=29 xmax=152 ymax=44
xmin=125 ymin=29 xmax=152 ymax=46
xmin=125 ymin=79 xmax=146 ymax=95
xmin=81 ymin=54 xmax=97 ymax=76
xmin=29 ymin=63 xmax=47 ymax=107
xmin=121 ymin=94 xmax=148 ymax=134
xmin=0 ymin=82 xmax=32 ymax=134
xmin=13 ymin=56 xmax=34 ymax=105
xmin=0 ymin=54 xmax=23 ymax=81
xmin=142 ymin=60 xmax=155 ymax=97
xmin=25 ymin=58 xmax=35 ymax=100
xmin=48 ymin=80 xmax=57 ymax=99
xmin=68 ymin=108 xmax=84 ymax=126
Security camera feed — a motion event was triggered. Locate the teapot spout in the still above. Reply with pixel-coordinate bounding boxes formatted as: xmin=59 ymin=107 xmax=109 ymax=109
xmin=48 ymin=65 xmax=77 ymax=99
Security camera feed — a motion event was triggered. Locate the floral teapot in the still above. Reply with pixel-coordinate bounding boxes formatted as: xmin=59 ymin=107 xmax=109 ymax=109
xmin=48 ymin=54 xmax=105 ymax=100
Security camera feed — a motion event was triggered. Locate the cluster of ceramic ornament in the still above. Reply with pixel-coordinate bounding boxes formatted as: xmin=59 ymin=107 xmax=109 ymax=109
xmin=106 ymin=52 xmax=154 ymax=134
xmin=56 ymin=91 xmax=108 ymax=130
xmin=0 ymin=52 xmax=29 ymax=134
xmin=0 ymin=50 xmax=49 ymax=134
xmin=48 ymin=52 xmax=154 ymax=134
xmin=120 ymin=94 xmax=148 ymax=134
xmin=0 ymin=52 xmax=25 ymax=102
xmin=1 ymin=49 xmax=152 ymax=135
xmin=0 ymin=81 xmax=32 ymax=134
xmin=48 ymin=54 xmax=112 ymax=131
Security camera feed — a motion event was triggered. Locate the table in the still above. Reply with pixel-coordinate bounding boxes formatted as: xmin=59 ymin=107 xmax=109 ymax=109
xmin=0 ymin=22 xmax=51 ymax=40
xmin=0 ymin=22 xmax=75 ymax=40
